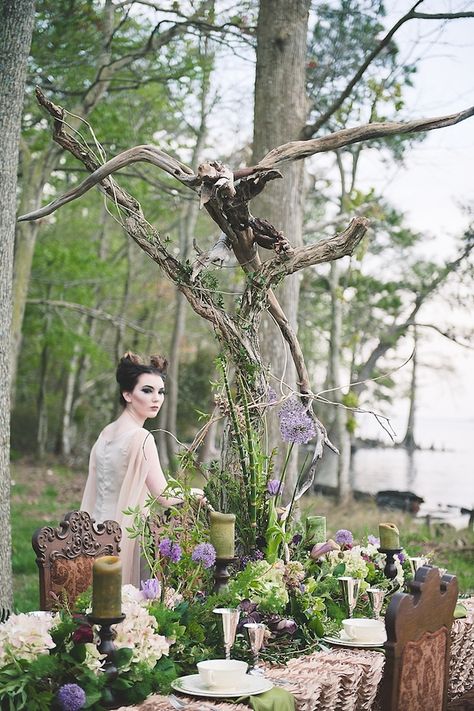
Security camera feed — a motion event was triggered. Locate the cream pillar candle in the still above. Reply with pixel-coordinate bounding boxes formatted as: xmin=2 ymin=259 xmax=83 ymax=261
xmin=379 ymin=522 xmax=400 ymax=549
xmin=209 ymin=512 xmax=235 ymax=559
xmin=92 ymin=555 xmax=122 ymax=619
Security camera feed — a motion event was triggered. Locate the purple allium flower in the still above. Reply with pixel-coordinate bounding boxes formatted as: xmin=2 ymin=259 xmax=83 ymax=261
xmin=397 ymin=552 xmax=406 ymax=563
xmin=368 ymin=535 xmax=380 ymax=547
xmin=335 ymin=529 xmax=354 ymax=546
xmin=57 ymin=684 xmax=86 ymax=711
xmin=267 ymin=479 xmax=282 ymax=496
xmin=158 ymin=537 xmax=182 ymax=563
xmin=278 ymin=399 xmax=317 ymax=444
xmin=141 ymin=578 xmax=161 ymax=600
xmin=191 ymin=543 xmax=217 ymax=569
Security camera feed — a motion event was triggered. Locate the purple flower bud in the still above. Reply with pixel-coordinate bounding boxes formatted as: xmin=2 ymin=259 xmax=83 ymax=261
xmin=141 ymin=578 xmax=161 ymax=600
xmin=310 ymin=539 xmax=340 ymax=560
xmin=267 ymin=479 xmax=282 ymax=496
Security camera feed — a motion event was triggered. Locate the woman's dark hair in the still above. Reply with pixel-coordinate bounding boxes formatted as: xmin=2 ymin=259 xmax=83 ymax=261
xmin=116 ymin=351 xmax=168 ymax=407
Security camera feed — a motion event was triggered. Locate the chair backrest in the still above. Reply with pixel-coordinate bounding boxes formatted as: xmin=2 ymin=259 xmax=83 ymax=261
xmin=381 ymin=565 xmax=458 ymax=711
xmin=32 ymin=510 xmax=122 ymax=611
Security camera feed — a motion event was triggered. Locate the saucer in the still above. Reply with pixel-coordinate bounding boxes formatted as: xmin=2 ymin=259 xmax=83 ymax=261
xmin=171 ymin=673 xmax=273 ymax=698
xmin=322 ymin=630 xmax=386 ymax=648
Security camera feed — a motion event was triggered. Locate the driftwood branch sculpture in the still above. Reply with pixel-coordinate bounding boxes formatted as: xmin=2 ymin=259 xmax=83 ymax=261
xmin=17 ymin=87 xmax=474 ymax=456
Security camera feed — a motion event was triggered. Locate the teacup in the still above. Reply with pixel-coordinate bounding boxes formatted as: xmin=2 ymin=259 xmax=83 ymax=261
xmin=342 ymin=617 xmax=386 ymax=643
xmin=197 ymin=659 xmax=248 ymax=689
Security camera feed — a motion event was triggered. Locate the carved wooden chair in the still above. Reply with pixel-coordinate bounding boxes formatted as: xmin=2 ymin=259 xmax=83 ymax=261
xmin=32 ymin=510 xmax=122 ymax=611
xmin=381 ymin=565 xmax=458 ymax=711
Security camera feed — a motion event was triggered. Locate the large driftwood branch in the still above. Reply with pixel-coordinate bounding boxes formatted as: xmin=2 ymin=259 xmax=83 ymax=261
xmin=257 ymin=107 xmax=474 ymax=170
xmin=19 ymin=103 xmax=474 ymax=224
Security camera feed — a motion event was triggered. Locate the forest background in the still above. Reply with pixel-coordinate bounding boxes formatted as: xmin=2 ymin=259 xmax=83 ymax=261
xmin=1 ymin=0 xmax=474 ymax=609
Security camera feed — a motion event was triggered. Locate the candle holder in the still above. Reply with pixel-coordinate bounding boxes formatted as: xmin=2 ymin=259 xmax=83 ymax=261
xmin=213 ymin=556 xmax=235 ymax=594
xmin=87 ymin=614 xmax=126 ymax=709
xmin=378 ymin=547 xmax=403 ymax=580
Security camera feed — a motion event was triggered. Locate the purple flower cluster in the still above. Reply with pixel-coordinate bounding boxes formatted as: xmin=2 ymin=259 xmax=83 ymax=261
xmin=191 ymin=543 xmax=216 ymax=569
xmin=57 ymin=684 xmax=86 ymax=711
xmin=158 ymin=537 xmax=182 ymax=563
xmin=368 ymin=535 xmax=380 ymax=547
xmin=141 ymin=578 xmax=161 ymax=600
xmin=278 ymin=399 xmax=316 ymax=444
xmin=334 ymin=529 xmax=354 ymax=546
xmin=267 ymin=479 xmax=282 ymax=496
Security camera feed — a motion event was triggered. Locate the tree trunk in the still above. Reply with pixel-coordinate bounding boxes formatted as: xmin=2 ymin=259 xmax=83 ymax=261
xmin=0 ymin=0 xmax=35 ymax=611
xmin=252 ymin=0 xmax=310 ymax=500
xmin=402 ymin=324 xmax=418 ymax=450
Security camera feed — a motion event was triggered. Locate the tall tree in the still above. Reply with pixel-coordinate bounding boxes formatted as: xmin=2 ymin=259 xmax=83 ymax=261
xmin=0 ymin=0 xmax=35 ymax=611
xmin=252 ymin=0 xmax=311 ymax=497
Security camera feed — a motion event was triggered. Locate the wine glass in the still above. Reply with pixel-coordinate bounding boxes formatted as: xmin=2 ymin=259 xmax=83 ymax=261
xmin=367 ymin=588 xmax=385 ymax=620
xmin=213 ymin=608 xmax=240 ymax=660
xmin=338 ymin=576 xmax=361 ymax=618
xmin=244 ymin=622 xmax=266 ymax=676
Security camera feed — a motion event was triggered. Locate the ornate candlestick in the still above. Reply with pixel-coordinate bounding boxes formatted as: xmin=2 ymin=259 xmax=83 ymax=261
xmin=213 ymin=556 xmax=235 ymax=593
xmin=378 ymin=547 xmax=403 ymax=580
xmin=87 ymin=613 xmax=126 ymax=709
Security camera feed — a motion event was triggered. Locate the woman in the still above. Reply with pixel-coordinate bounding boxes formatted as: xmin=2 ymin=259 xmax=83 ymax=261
xmin=81 ymin=351 xmax=191 ymax=585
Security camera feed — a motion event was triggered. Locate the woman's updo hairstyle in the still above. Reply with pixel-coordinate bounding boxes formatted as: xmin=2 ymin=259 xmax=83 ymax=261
xmin=116 ymin=351 xmax=168 ymax=407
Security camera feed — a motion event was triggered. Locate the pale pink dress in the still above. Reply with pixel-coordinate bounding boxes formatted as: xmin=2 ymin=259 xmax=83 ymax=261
xmin=81 ymin=427 xmax=157 ymax=585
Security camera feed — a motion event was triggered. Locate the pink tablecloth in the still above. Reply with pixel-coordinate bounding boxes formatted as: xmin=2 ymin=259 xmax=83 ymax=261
xmin=118 ymin=597 xmax=474 ymax=711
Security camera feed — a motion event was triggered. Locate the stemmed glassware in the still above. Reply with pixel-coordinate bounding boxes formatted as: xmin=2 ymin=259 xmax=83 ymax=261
xmin=213 ymin=608 xmax=240 ymax=660
xmin=244 ymin=622 xmax=266 ymax=676
xmin=338 ymin=576 xmax=361 ymax=618
xmin=366 ymin=588 xmax=385 ymax=620
xmin=408 ymin=556 xmax=428 ymax=577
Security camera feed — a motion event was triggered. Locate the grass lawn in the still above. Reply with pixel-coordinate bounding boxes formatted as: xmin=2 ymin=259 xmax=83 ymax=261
xmin=11 ymin=459 xmax=85 ymax=612
xmin=10 ymin=459 xmax=474 ymax=612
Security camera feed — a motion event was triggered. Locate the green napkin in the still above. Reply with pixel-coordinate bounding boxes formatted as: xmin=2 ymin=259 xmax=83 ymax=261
xmin=238 ymin=687 xmax=295 ymax=711
xmin=454 ymin=603 xmax=468 ymax=619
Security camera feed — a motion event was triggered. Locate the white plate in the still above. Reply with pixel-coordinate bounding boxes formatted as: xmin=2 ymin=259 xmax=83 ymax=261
xmin=322 ymin=630 xmax=386 ymax=648
xmin=171 ymin=673 xmax=273 ymax=698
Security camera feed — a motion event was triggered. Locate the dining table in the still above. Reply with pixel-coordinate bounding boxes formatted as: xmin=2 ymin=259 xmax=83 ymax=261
xmin=117 ymin=597 xmax=474 ymax=711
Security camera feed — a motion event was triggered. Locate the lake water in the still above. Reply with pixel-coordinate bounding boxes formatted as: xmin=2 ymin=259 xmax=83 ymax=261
xmin=315 ymin=416 xmax=474 ymax=527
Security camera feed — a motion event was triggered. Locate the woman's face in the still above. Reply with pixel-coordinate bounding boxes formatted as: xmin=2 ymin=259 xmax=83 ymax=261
xmin=123 ymin=373 xmax=165 ymax=422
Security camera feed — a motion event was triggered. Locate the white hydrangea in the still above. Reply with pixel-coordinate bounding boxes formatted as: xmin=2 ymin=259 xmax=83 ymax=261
xmin=114 ymin=598 xmax=170 ymax=670
xmin=328 ymin=546 xmax=369 ymax=579
xmin=0 ymin=612 xmax=56 ymax=666
xmin=84 ymin=642 xmax=105 ymax=675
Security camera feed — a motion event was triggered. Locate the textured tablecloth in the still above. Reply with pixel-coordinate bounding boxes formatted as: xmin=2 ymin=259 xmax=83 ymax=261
xmin=117 ymin=598 xmax=474 ymax=711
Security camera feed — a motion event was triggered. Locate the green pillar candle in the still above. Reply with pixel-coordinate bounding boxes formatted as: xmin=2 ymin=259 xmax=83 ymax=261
xmin=209 ymin=511 xmax=235 ymax=559
xmin=305 ymin=515 xmax=326 ymax=546
xmin=92 ymin=555 xmax=122 ymax=619
xmin=379 ymin=522 xmax=400 ymax=549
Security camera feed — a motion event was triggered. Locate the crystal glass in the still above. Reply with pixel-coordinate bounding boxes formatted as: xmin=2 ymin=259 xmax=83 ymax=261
xmin=338 ymin=576 xmax=361 ymax=618
xmin=213 ymin=608 xmax=240 ymax=660
xmin=367 ymin=588 xmax=385 ymax=620
xmin=244 ymin=622 xmax=266 ymax=675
